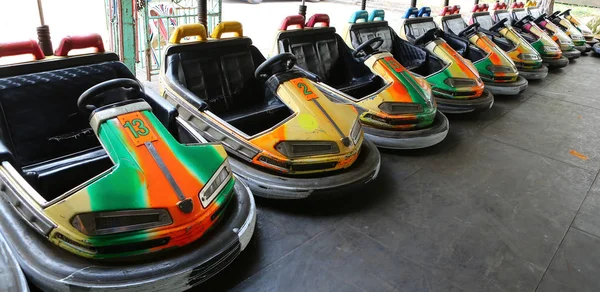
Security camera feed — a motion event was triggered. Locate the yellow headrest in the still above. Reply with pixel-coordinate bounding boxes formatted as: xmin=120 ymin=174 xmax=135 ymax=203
xmin=210 ymin=22 xmax=244 ymax=39
xmin=169 ymin=24 xmax=207 ymax=44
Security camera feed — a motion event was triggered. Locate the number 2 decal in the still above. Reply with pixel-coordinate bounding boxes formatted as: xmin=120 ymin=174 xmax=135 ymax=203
xmin=297 ymin=82 xmax=313 ymax=95
xmin=123 ymin=119 xmax=150 ymax=138
xmin=291 ymin=78 xmax=318 ymax=100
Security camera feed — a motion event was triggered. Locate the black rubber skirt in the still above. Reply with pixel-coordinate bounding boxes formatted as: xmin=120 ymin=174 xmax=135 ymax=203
xmin=363 ymin=111 xmax=449 ymax=149
xmin=434 ymin=89 xmax=494 ymax=114
xmin=230 ymin=139 xmax=381 ymax=199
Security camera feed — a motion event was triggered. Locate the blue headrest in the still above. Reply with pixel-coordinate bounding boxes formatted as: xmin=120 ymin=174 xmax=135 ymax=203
xmin=403 ymin=7 xmax=419 ymax=19
xmin=369 ymin=9 xmax=385 ymax=21
xmin=418 ymin=7 xmax=432 ymax=17
xmin=349 ymin=10 xmax=369 ymax=23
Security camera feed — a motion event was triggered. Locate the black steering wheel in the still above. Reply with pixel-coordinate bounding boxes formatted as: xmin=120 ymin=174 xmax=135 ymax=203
xmin=514 ymin=15 xmax=533 ymax=28
xmin=78 ymin=78 xmax=141 ymax=114
xmin=352 ymin=37 xmax=384 ymax=58
xmin=458 ymin=22 xmax=480 ymax=38
xmin=255 ymin=53 xmax=296 ymax=79
xmin=549 ymin=11 xmax=561 ymax=19
xmin=414 ymin=28 xmax=444 ymax=46
xmin=489 ymin=18 xmax=508 ymax=32
xmin=534 ymin=13 xmax=547 ymax=24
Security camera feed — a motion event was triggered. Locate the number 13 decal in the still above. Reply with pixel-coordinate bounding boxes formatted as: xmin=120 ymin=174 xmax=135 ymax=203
xmin=123 ymin=119 xmax=150 ymax=138
xmin=291 ymin=78 xmax=318 ymax=100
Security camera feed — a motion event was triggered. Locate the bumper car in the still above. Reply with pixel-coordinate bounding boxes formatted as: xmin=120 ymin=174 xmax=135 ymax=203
xmin=492 ymin=2 xmax=569 ymax=67
xmin=436 ymin=6 xmax=528 ymax=95
xmin=378 ymin=9 xmax=493 ymax=113
xmin=0 ymin=232 xmax=28 ymax=292
xmin=273 ymin=14 xmax=448 ymax=149
xmin=0 ymin=36 xmax=256 ymax=291
xmin=525 ymin=3 xmax=587 ymax=53
xmin=545 ymin=10 xmax=591 ymax=52
xmin=469 ymin=3 xmax=548 ymax=80
xmin=510 ymin=2 xmax=580 ymax=59
xmin=160 ymin=22 xmax=381 ymax=199
xmin=341 ymin=10 xmax=493 ymax=114
xmin=560 ymin=8 xmax=599 ymax=47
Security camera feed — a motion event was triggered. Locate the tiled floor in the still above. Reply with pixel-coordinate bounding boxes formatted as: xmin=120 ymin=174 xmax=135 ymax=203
xmin=198 ymin=55 xmax=600 ymax=291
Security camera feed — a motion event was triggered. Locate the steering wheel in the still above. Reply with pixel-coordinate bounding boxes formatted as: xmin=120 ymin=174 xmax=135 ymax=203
xmin=78 ymin=78 xmax=141 ymax=114
xmin=514 ymin=15 xmax=533 ymax=28
xmin=352 ymin=37 xmax=384 ymax=58
xmin=254 ymin=53 xmax=296 ymax=79
xmin=549 ymin=11 xmax=561 ymax=19
xmin=534 ymin=13 xmax=547 ymax=24
xmin=414 ymin=28 xmax=444 ymax=46
xmin=489 ymin=18 xmax=508 ymax=32
xmin=458 ymin=22 xmax=480 ymax=38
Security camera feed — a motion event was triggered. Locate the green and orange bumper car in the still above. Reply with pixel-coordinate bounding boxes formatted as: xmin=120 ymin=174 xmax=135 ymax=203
xmin=510 ymin=2 xmax=580 ymax=59
xmin=560 ymin=8 xmax=599 ymax=47
xmin=160 ymin=22 xmax=381 ymax=199
xmin=273 ymin=13 xmax=449 ymax=149
xmin=491 ymin=2 xmax=569 ymax=67
xmin=469 ymin=3 xmax=548 ymax=80
xmin=436 ymin=5 xmax=529 ymax=95
xmin=341 ymin=10 xmax=493 ymax=114
xmin=0 ymin=35 xmax=256 ymax=291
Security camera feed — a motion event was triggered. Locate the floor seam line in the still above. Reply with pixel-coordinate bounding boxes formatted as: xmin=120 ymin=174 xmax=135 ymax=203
xmin=570 ymin=226 xmax=600 ymax=240
xmin=533 ymin=169 xmax=600 ymax=292
xmin=480 ymin=135 xmax=596 ymax=173
xmin=534 ymin=91 xmax=600 ymax=111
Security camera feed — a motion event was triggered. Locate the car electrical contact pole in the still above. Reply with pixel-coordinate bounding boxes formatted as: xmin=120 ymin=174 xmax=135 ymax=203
xmin=36 ymin=0 xmax=53 ymax=56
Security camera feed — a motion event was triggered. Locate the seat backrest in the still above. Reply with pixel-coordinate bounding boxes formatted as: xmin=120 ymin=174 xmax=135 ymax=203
xmin=513 ymin=9 xmax=529 ymax=21
xmin=404 ymin=18 xmax=438 ymax=40
xmin=442 ymin=14 xmax=467 ymax=35
xmin=347 ymin=21 xmax=428 ymax=70
xmin=276 ymin=27 xmax=354 ymax=86
xmin=472 ymin=12 xmax=495 ymax=30
xmin=0 ymin=61 xmax=133 ymax=166
xmin=167 ymin=38 xmax=266 ymax=115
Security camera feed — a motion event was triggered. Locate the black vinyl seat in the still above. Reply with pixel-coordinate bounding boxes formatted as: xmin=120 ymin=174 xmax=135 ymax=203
xmin=472 ymin=13 xmax=516 ymax=51
xmin=165 ymin=38 xmax=291 ymax=135
xmin=0 ymin=57 xmax=177 ymax=200
xmin=348 ymin=21 xmax=445 ymax=77
xmin=275 ymin=27 xmax=384 ymax=99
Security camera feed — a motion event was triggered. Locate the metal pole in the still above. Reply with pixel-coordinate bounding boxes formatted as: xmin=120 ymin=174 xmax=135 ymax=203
xmin=443 ymin=0 xmax=449 ymax=6
xmin=474 ymin=0 xmax=479 ymax=4
xmin=36 ymin=0 xmax=53 ymax=56
xmin=361 ymin=0 xmax=366 ymax=10
xmin=117 ymin=0 xmax=136 ymax=73
xmin=410 ymin=0 xmax=417 ymax=8
xmin=298 ymin=0 xmax=307 ymax=19
xmin=198 ymin=0 xmax=207 ymax=28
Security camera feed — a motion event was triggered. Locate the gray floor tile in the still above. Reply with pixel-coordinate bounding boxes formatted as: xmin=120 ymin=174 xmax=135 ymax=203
xmin=343 ymin=137 xmax=595 ymax=291
xmin=573 ymin=176 xmax=600 ymax=238
xmin=537 ymin=228 xmax=600 ymax=292
xmin=483 ymin=95 xmax=600 ymax=171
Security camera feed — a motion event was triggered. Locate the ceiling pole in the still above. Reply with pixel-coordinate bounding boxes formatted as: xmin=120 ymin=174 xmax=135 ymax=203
xmin=444 ymin=0 xmax=449 ymax=6
xmin=36 ymin=0 xmax=53 ymax=56
xmin=298 ymin=0 xmax=307 ymax=19
xmin=361 ymin=0 xmax=366 ymax=10
xmin=410 ymin=0 xmax=417 ymax=8
xmin=198 ymin=0 xmax=208 ymax=28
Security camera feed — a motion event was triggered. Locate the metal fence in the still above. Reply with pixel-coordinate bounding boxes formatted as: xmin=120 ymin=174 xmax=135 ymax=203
xmin=105 ymin=0 xmax=222 ymax=80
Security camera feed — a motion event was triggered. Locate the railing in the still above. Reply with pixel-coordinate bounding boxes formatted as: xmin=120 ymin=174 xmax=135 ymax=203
xmin=105 ymin=0 xmax=222 ymax=80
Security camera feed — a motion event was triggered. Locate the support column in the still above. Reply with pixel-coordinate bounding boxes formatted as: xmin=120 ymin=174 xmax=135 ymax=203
xmin=118 ymin=0 xmax=136 ymax=74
